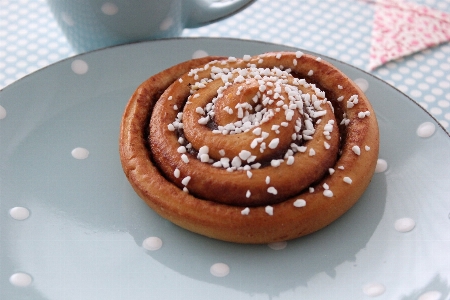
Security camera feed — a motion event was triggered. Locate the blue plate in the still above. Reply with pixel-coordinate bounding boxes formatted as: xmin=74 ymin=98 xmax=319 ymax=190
xmin=1 ymin=38 xmax=449 ymax=300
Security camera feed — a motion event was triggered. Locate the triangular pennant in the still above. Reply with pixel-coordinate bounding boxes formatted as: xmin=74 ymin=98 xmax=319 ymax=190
xmin=369 ymin=0 xmax=450 ymax=70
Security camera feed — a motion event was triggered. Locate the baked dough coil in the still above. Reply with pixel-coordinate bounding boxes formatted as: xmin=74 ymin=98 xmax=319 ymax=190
xmin=119 ymin=52 xmax=379 ymax=244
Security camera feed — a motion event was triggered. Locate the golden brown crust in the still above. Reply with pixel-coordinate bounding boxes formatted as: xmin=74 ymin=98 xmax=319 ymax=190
xmin=119 ymin=52 xmax=379 ymax=244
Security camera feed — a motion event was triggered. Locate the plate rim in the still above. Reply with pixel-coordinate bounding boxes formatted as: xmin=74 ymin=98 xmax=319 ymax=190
xmin=1 ymin=36 xmax=449 ymax=299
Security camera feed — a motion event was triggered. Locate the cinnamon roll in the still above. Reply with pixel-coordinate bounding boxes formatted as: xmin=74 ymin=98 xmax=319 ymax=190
xmin=119 ymin=52 xmax=379 ymax=244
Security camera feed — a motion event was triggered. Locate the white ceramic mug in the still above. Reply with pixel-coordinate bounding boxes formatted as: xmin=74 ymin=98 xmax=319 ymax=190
xmin=47 ymin=0 xmax=252 ymax=52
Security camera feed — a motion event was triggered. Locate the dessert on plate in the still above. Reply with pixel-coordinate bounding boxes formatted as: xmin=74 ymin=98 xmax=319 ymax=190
xmin=119 ymin=52 xmax=379 ymax=244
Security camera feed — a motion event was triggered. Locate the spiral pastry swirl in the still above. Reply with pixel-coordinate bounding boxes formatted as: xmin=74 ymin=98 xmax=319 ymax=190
xmin=120 ymin=52 xmax=379 ymax=244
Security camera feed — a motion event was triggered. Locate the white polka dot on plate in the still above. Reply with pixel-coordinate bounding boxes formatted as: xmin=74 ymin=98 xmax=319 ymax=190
xmin=268 ymin=241 xmax=287 ymax=250
xmin=416 ymin=122 xmax=436 ymax=138
xmin=375 ymin=159 xmax=387 ymax=173
xmin=142 ymin=236 xmax=162 ymax=251
xmin=0 ymin=104 xmax=6 ymax=119
xmin=61 ymin=12 xmax=75 ymax=26
xmin=9 ymin=207 xmax=30 ymax=220
xmin=394 ymin=217 xmax=415 ymax=233
xmin=353 ymin=78 xmax=369 ymax=92
xmin=362 ymin=282 xmax=385 ymax=297
xmin=210 ymin=263 xmax=230 ymax=277
xmin=418 ymin=291 xmax=442 ymax=300
xmin=71 ymin=147 xmax=89 ymax=159
xmin=101 ymin=2 xmax=118 ymax=15
xmin=159 ymin=17 xmax=174 ymax=31
xmin=71 ymin=59 xmax=89 ymax=75
xmin=9 ymin=272 xmax=32 ymax=287
xmin=192 ymin=50 xmax=208 ymax=59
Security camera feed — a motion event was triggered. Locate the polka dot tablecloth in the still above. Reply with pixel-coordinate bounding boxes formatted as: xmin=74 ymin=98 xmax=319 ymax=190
xmin=1 ymin=0 xmax=449 ymax=130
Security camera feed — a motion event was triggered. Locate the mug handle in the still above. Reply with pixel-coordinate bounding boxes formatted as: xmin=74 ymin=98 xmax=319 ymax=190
xmin=185 ymin=0 xmax=254 ymax=28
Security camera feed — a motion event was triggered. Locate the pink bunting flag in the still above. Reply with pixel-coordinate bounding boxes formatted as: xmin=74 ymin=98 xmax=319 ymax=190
xmin=369 ymin=0 xmax=450 ymax=70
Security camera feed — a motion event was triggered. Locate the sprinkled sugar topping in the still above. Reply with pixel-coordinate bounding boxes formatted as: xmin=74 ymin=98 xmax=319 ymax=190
xmin=171 ymin=57 xmax=333 ymax=179
xmin=352 ymin=145 xmax=361 ymax=155
xmin=241 ymin=207 xmax=250 ymax=215
xmin=157 ymin=53 xmax=365 ymax=211
xmin=293 ymin=199 xmax=306 ymax=207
